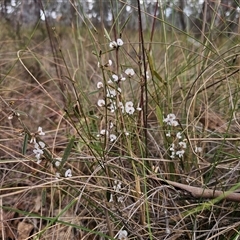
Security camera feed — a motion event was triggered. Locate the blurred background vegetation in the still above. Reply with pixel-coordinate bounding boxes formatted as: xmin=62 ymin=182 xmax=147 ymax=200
xmin=1 ymin=0 xmax=239 ymax=36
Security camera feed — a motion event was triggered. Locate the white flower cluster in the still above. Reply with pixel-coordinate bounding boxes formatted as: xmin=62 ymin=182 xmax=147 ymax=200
xmin=98 ymin=59 xmax=112 ymax=68
xmin=55 ymin=169 xmax=72 ymax=179
xmin=97 ymin=128 xmax=117 ymax=143
xmin=109 ymin=38 xmax=124 ymax=48
xmin=30 ymin=127 xmax=46 ymax=164
xmin=163 ymin=113 xmax=179 ymax=127
xmin=96 ymin=40 xmax=141 ymax=141
xmin=33 ymin=141 xmax=45 ymax=164
xmin=109 ymin=180 xmax=124 ymax=203
xmin=29 ymin=127 xmax=73 ymax=178
xmin=97 ymin=89 xmax=138 ymax=114
xmin=169 ymin=138 xmax=187 ymax=158
xmin=54 ymin=157 xmax=72 ymax=178
xmin=163 ymin=114 xmax=188 ymax=158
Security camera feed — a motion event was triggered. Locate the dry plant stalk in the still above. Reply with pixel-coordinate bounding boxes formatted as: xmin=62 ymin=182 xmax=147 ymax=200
xmin=165 ymin=179 xmax=240 ymax=203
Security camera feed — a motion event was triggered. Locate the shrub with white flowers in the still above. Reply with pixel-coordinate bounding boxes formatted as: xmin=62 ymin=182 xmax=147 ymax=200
xmin=95 ymin=37 xmax=142 ymax=148
xmin=163 ymin=114 xmax=187 ymax=159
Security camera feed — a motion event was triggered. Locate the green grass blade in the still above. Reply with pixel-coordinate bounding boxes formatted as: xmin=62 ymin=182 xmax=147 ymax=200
xmin=22 ymin=133 xmax=28 ymax=155
xmin=60 ymin=136 xmax=75 ymax=169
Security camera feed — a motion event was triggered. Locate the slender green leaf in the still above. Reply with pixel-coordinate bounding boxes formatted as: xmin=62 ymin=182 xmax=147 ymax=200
xmin=103 ymin=27 xmax=111 ymax=41
xmin=60 ymin=136 xmax=75 ymax=169
xmin=22 ymin=133 xmax=28 ymax=155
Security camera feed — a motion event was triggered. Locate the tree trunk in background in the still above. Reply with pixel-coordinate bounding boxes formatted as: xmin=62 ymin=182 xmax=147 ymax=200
xmin=0 ymin=0 xmax=11 ymax=21
xmin=190 ymin=0 xmax=216 ymax=37
xmin=17 ymin=0 xmax=40 ymax=28
xmin=178 ymin=0 xmax=186 ymax=31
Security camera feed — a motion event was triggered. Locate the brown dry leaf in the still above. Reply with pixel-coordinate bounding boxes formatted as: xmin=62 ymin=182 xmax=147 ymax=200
xmin=17 ymin=221 xmax=33 ymax=240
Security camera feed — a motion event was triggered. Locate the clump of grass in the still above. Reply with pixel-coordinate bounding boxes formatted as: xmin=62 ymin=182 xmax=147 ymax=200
xmin=1 ymin=1 xmax=240 ymax=239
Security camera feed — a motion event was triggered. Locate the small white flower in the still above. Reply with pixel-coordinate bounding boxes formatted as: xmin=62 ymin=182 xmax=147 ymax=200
xmin=38 ymin=127 xmax=45 ymax=136
xmin=163 ymin=113 xmax=179 ymax=127
xmin=100 ymin=129 xmax=109 ymax=136
xmin=117 ymin=87 xmax=122 ymax=93
xmin=55 ymin=157 xmax=62 ymax=167
xmin=109 ymin=102 xmax=117 ymax=113
xmin=179 ymin=141 xmax=187 ymax=149
xmin=176 ymin=149 xmax=185 ymax=158
xmin=38 ymin=141 xmax=45 ymax=149
xmin=125 ymin=131 xmax=129 ymax=136
xmin=116 ymin=181 xmax=122 ymax=191
xmin=170 ymin=143 xmax=175 ymax=152
xmin=176 ymin=132 xmax=182 ymax=139
xmin=136 ymin=107 xmax=142 ymax=111
xmin=113 ymin=180 xmax=122 ymax=193
xmin=33 ymin=148 xmax=43 ymax=155
xmin=117 ymin=38 xmax=124 ymax=46
xmin=110 ymin=134 xmax=117 ymax=142
xmin=109 ymin=38 xmax=124 ymax=48
xmin=112 ymin=74 xmax=119 ymax=82
xmin=36 ymin=159 xmax=42 ymax=164
xmin=55 ymin=161 xmax=60 ymax=167
xmin=105 ymin=59 xmax=112 ymax=67
xmin=107 ymin=89 xmax=117 ymax=98
xmin=65 ymin=169 xmax=72 ymax=178
xmin=117 ymin=196 xmax=124 ymax=203
xmin=119 ymin=74 xmax=126 ymax=81
xmin=30 ymin=137 xmax=36 ymax=144
xmin=109 ymin=59 xmax=113 ymax=65
xmin=171 ymin=120 xmax=179 ymax=127
xmin=109 ymin=193 xmax=114 ymax=202
xmin=33 ymin=146 xmax=43 ymax=161
xmin=166 ymin=131 xmax=171 ymax=137
xmin=97 ymin=81 xmax=103 ymax=88
xmin=125 ymin=101 xmax=133 ymax=107
xmin=35 ymin=153 xmax=41 ymax=161
xmin=97 ymin=99 xmax=105 ymax=107
xmin=125 ymin=101 xmax=135 ymax=114
xmin=118 ymin=229 xmax=128 ymax=240
xmin=109 ymin=41 xmax=117 ymax=48
xmin=195 ymin=146 xmax=202 ymax=153
xmin=32 ymin=139 xmax=43 ymax=162
xmin=125 ymin=68 xmax=135 ymax=77
xmin=126 ymin=107 xmax=135 ymax=114
xmin=145 ymin=71 xmax=149 ymax=79
xmin=8 ymin=114 xmax=14 ymax=120
xmin=109 ymin=121 xmax=114 ymax=129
